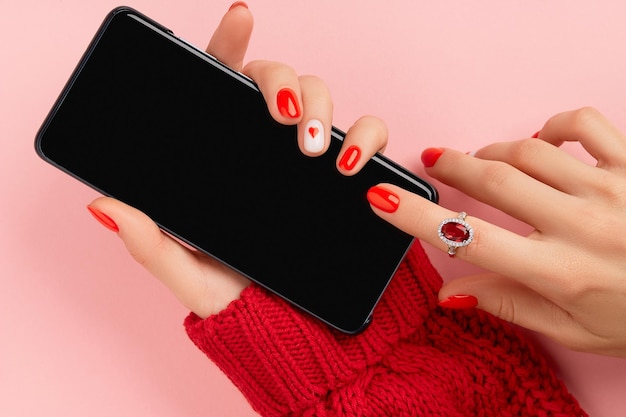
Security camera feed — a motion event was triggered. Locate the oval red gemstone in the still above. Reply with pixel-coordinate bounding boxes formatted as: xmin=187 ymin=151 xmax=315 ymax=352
xmin=441 ymin=222 xmax=469 ymax=242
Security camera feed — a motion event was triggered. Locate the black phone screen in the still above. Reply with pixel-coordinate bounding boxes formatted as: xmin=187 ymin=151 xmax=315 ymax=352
xmin=36 ymin=8 xmax=438 ymax=333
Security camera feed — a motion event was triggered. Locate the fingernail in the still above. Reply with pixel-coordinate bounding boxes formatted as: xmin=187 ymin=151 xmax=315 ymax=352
xmin=338 ymin=145 xmax=361 ymax=171
xmin=531 ymin=131 xmax=540 ymax=138
xmin=277 ymin=88 xmax=301 ymax=118
xmin=304 ymin=119 xmax=324 ymax=153
xmin=421 ymin=147 xmax=444 ymax=167
xmin=87 ymin=206 xmax=119 ymax=233
xmin=367 ymin=186 xmax=400 ymax=213
xmin=438 ymin=295 xmax=478 ymax=309
xmin=228 ymin=1 xmax=248 ymax=11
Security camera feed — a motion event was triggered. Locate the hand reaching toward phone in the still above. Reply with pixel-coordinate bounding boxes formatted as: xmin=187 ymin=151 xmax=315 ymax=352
xmin=369 ymin=107 xmax=626 ymax=358
xmin=86 ymin=3 xmax=388 ymax=318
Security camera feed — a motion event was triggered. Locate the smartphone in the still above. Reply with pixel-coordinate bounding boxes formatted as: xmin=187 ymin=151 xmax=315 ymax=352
xmin=35 ymin=7 xmax=438 ymax=334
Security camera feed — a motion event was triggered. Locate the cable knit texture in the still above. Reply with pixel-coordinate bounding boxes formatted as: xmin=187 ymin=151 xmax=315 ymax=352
xmin=185 ymin=242 xmax=587 ymax=416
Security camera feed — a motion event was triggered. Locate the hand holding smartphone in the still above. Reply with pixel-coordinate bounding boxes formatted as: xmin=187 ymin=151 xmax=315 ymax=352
xmin=35 ymin=7 xmax=438 ymax=333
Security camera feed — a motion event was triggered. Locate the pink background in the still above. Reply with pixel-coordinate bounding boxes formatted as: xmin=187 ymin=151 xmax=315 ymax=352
xmin=2 ymin=0 xmax=626 ymax=415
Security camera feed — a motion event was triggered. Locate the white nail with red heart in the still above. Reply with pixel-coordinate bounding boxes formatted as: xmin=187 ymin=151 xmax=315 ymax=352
xmin=304 ymin=119 xmax=324 ymax=153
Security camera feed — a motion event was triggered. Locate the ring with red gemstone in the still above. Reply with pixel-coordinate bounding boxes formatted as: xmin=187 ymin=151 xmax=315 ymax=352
xmin=437 ymin=212 xmax=474 ymax=257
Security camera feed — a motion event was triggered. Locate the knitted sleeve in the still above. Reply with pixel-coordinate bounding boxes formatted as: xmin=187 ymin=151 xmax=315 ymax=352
xmin=184 ymin=242 xmax=587 ymax=417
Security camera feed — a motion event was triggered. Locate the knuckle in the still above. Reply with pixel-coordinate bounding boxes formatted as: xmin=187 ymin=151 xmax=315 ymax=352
xmin=547 ymin=259 xmax=596 ymax=303
xmin=494 ymin=296 xmax=517 ymax=323
xmin=126 ymin=230 xmax=169 ymax=269
xmin=572 ymin=105 xmax=601 ymax=121
xmin=248 ymin=60 xmax=298 ymax=83
xmin=569 ymin=106 xmax=603 ymax=133
xmin=571 ymin=201 xmax=626 ymax=249
xmin=507 ymin=138 xmax=543 ymax=167
xmin=590 ymin=170 xmax=615 ymax=194
xmin=592 ymin=171 xmax=626 ymax=206
xmin=407 ymin=205 xmax=432 ymax=241
xmin=559 ymin=279 xmax=589 ymax=303
xmin=610 ymin=184 xmax=626 ymax=207
xmin=268 ymin=61 xmax=297 ymax=78
xmin=357 ymin=115 xmax=388 ymax=136
xmin=477 ymin=162 xmax=513 ymax=196
xmin=299 ymin=74 xmax=325 ymax=86
xmin=348 ymin=115 xmax=389 ymax=148
xmin=299 ymin=75 xmax=333 ymax=110
xmin=457 ymin=224 xmax=486 ymax=263
xmin=542 ymin=106 xmax=602 ymax=136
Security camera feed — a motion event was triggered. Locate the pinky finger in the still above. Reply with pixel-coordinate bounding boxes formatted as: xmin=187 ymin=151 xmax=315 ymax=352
xmin=336 ymin=115 xmax=388 ymax=176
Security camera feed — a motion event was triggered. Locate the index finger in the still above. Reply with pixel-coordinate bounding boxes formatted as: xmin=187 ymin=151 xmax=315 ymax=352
xmin=367 ymin=183 xmax=558 ymax=292
xmin=88 ymin=197 xmax=250 ymax=318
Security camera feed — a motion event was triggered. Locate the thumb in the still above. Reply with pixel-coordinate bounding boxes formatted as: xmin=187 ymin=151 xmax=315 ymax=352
xmin=206 ymin=2 xmax=254 ymax=71
xmin=438 ymin=273 xmax=579 ymax=347
xmin=86 ymin=197 xmax=249 ymax=317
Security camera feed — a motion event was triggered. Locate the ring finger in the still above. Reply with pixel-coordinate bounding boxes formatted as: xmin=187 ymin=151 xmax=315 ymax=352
xmin=337 ymin=115 xmax=388 ymax=176
xmin=297 ymin=75 xmax=333 ymax=156
xmin=475 ymin=138 xmax=603 ymax=199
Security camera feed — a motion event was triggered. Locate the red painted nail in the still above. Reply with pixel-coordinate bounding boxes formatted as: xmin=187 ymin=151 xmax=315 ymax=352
xmin=87 ymin=206 xmax=119 ymax=233
xmin=276 ymin=88 xmax=301 ymax=118
xmin=438 ymin=295 xmax=478 ymax=309
xmin=421 ymin=147 xmax=444 ymax=167
xmin=367 ymin=186 xmax=400 ymax=213
xmin=228 ymin=1 xmax=248 ymax=11
xmin=338 ymin=145 xmax=361 ymax=171
xmin=531 ymin=131 xmax=540 ymax=138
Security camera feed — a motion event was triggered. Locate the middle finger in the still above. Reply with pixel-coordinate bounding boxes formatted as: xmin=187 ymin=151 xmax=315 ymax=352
xmin=423 ymin=147 xmax=576 ymax=233
xmin=475 ymin=138 xmax=603 ymax=199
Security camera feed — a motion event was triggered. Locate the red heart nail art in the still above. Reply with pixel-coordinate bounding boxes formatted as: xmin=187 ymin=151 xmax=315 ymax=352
xmin=308 ymin=126 xmax=319 ymax=137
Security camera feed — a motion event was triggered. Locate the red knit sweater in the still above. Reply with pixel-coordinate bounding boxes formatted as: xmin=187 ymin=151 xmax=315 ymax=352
xmin=185 ymin=242 xmax=587 ymax=416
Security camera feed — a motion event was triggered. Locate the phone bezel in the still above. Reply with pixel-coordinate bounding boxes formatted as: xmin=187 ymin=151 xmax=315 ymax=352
xmin=35 ymin=7 xmax=438 ymax=334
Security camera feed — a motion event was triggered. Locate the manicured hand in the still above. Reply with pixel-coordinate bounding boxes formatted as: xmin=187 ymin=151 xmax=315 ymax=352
xmin=368 ymin=107 xmax=626 ymax=358
xmin=86 ymin=3 xmax=387 ymax=318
